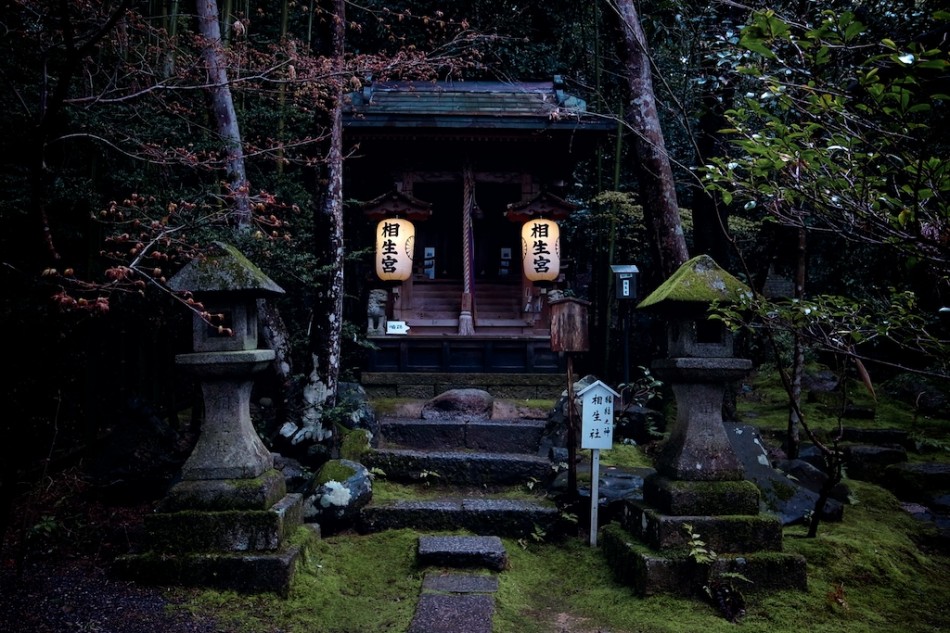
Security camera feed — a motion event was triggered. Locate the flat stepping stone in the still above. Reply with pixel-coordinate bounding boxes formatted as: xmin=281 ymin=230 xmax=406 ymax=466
xmin=423 ymin=572 xmax=499 ymax=594
xmin=418 ymin=535 xmax=508 ymax=571
xmin=408 ymin=593 xmax=493 ymax=633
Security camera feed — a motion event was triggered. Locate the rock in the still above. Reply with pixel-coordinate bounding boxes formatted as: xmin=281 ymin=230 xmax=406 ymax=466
xmin=726 ymin=422 xmax=844 ymax=525
xmin=539 ymin=375 xmax=600 ymax=453
xmin=302 ymin=459 xmax=373 ymax=533
xmin=843 ymin=445 xmax=908 ymax=482
xmin=882 ymin=462 xmax=950 ymax=504
xmin=840 ymin=427 xmax=911 ymax=449
xmin=273 ymin=453 xmax=312 ymax=494
xmin=882 ymin=373 xmax=950 ymax=417
xmin=337 ymin=382 xmax=380 ymax=444
xmin=802 ymin=368 xmax=840 ymax=394
xmin=421 ymin=389 xmax=494 ymax=421
xmin=775 ymin=458 xmax=851 ymax=503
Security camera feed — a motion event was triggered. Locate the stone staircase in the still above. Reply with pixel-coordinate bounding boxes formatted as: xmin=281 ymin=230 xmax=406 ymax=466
xmin=358 ymin=402 xmax=563 ymax=632
xmin=358 ymin=414 xmax=564 ymax=538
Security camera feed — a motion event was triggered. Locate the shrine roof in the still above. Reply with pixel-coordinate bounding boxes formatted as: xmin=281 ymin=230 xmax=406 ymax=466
xmin=343 ymin=76 xmax=614 ymax=134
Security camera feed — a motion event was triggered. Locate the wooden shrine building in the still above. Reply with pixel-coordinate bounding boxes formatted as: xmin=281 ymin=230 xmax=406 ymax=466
xmin=343 ymin=76 xmax=613 ymax=382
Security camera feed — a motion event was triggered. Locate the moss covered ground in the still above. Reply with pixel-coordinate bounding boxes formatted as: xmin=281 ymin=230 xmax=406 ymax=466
xmin=170 ymin=373 xmax=950 ymax=631
xmin=173 ymin=474 xmax=950 ymax=632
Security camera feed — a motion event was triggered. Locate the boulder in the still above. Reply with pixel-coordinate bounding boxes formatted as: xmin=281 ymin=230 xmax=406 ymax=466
xmin=421 ymin=389 xmax=494 ymax=421
xmin=726 ymin=422 xmax=844 ymax=525
xmin=302 ymin=458 xmax=373 ymax=533
xmin=882 ymin=461 xmax=950 ymax=504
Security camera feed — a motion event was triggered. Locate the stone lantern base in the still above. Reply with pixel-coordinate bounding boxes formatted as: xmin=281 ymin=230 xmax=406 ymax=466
xmin=114 ymin=470 xmax=311 ymax=596
xmin=601 ymin=473 xmax=807 ymax=596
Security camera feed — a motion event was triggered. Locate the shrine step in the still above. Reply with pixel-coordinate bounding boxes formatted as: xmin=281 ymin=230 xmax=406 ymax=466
xmin=357 ymin=497 xmax=561 ymax=538
xmin=362 ymin=448 xmax=553 ymax=486
xmin=378 ymin=418 xmax=546 ymax=455
xmin=417 ymin=535 xmax=508 ymax=571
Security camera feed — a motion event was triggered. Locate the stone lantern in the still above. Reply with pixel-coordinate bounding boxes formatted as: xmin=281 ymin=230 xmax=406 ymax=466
xmin=116 ymin=242 xmax=306 ymax=596
xmin=636 ymin=254 xmax=752 ymax=482
xmin=598 ymin=255 xmax=807 ymax=597
xmin=167 ymin=241 xmax=285 ymax=482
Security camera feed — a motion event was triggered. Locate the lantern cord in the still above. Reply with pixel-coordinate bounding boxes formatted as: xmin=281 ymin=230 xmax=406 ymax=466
xmin=459 ymin=165 xmax=476 ymax=335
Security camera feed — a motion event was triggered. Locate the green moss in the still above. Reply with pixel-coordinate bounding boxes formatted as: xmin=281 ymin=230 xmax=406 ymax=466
xmin=597 ymin=443 xmax=654 ymax=469
xmin=316 ymin=460 xmax=358 ymax=486
xmin=369 ymin=479 xmax=555 ymax=505
xmin=171 ymin=480 xmax=950 ymax=632
xmin=637 ymin=254 xmax=750 ymax=311
xmin=339 ymin=428 xmax=371 ymax=462
xmin=168 ymin=241 xmax=283 ymax=295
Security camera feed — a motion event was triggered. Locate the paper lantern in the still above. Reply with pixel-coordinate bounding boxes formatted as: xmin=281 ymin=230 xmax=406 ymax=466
xmin=521 ymin=218 xmax=560 ymax=282
xmin=375 ymin=218 xmax=414 ymax=281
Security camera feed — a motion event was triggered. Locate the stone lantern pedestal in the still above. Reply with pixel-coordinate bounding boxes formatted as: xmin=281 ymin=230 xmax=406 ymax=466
xmin=115 ymin=243 xmax=310 ymax=596
xmin=601 ymin=255 xmax=806 ymax=596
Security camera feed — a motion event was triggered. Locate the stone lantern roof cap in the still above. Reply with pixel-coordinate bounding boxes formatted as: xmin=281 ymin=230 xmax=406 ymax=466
xmin=637 ymin=255 xmax=749 ymax=313
xmin=168 ymin=241 xmax=285 ymax=297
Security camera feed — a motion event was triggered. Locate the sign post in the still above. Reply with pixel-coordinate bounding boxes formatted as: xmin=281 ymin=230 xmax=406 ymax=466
xmin=577 ymin=379 xmax=620 ymax=547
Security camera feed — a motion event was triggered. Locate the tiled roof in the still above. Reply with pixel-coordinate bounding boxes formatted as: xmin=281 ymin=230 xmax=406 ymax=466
xmin=343 ymin=77 xmax=612 ymax=132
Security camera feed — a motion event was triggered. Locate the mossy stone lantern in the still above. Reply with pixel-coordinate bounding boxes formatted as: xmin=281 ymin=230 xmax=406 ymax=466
xmin=637 ymin=255 xmax=752 ymax=482
xmin=167 ymin=241 xmax=285 ymax=482
xmin=599 ymin=257 xmax=808 ymax=596
xmin=116 ymin=243 xmax=304 ymax=597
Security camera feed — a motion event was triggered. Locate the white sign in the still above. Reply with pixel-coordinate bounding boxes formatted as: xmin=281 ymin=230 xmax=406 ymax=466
xmin=386 ymin=321 xmax=410 ymax=335
xmin=577 ymin=380 xmax=620 ymax=450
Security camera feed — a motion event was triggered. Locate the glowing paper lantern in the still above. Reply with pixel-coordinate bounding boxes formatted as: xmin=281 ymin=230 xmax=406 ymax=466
xmin=375 ymin=218 xmax=414 ymax=281
xmin=521 ymin=218 xmax=560 ymax=282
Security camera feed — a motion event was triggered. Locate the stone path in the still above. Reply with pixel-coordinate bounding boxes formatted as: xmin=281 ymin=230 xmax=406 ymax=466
xmin=408 ymin=535 xmax=507 ymax=633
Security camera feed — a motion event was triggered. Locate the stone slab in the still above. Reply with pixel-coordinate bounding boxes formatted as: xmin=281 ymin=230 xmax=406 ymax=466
xmin=601 ymin=524 xmax=806 ymax=596
xmin=418 ymin=535 xmax=508 ymax=571
xmin=357 ymin=498 xmax=560 ymax=537
xmin=726 ymin=423 xmax=844 ymax=524
xmin=157 ymin=469 xmax=287 ymax=512
xmin=423 ymin=572 xmax=499 ymax=594
xmin=145 ymin=493 xmax=303 ymax=553
xmin=362 ymin=449 xmax=552 ymax=485
xmin=643 ymin=475 xmax=760 ymax=516
xmin=617 ymin=501 xmax=784 ymax=553
xmin=113 ymin=544 xmax=302 ymax=597
xmin=408 ymin=594 xmax=494 ymax=633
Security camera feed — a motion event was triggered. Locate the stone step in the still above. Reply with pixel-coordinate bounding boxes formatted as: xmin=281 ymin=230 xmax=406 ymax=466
xmin=408 ymin=593 xmax=494 ymax=633
xmin=362 ymin=448 xmax=553 ymax=486
xmin=358 ymin=497 xmax=561 ymax=537
xmin=417 ymin=535 xmax=508 ymax=571
xmin=379 ymin=417 xmax=546 ymax=454
xmin=422 ymin=572 xmax=499 ymax=594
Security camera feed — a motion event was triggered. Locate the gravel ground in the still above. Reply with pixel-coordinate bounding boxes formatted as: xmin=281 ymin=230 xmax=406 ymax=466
xmin=0 ymin=468 xmax=222 ymax=633
xmin=0 ymin=558 xmax=221 ymax=633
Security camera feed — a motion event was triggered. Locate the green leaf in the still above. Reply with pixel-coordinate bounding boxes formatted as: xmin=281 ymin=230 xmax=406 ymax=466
xmin=739 ymin=34 xmax=778 ymax=59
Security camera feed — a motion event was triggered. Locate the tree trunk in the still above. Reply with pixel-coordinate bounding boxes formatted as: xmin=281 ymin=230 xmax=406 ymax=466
xmin=787 ymin=227 xmax=807 ymax=459
xmin=196 ymin=0 xmax=250 ymax=225
xmin=614 ymin=0 xmax=689 ymax=280
xmin=309 ymin=0 xmax=346 ymax=411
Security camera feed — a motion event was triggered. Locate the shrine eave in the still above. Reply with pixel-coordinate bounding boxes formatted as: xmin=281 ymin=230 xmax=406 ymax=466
xmin=342 ymin=77 xmax=615 ymax=136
